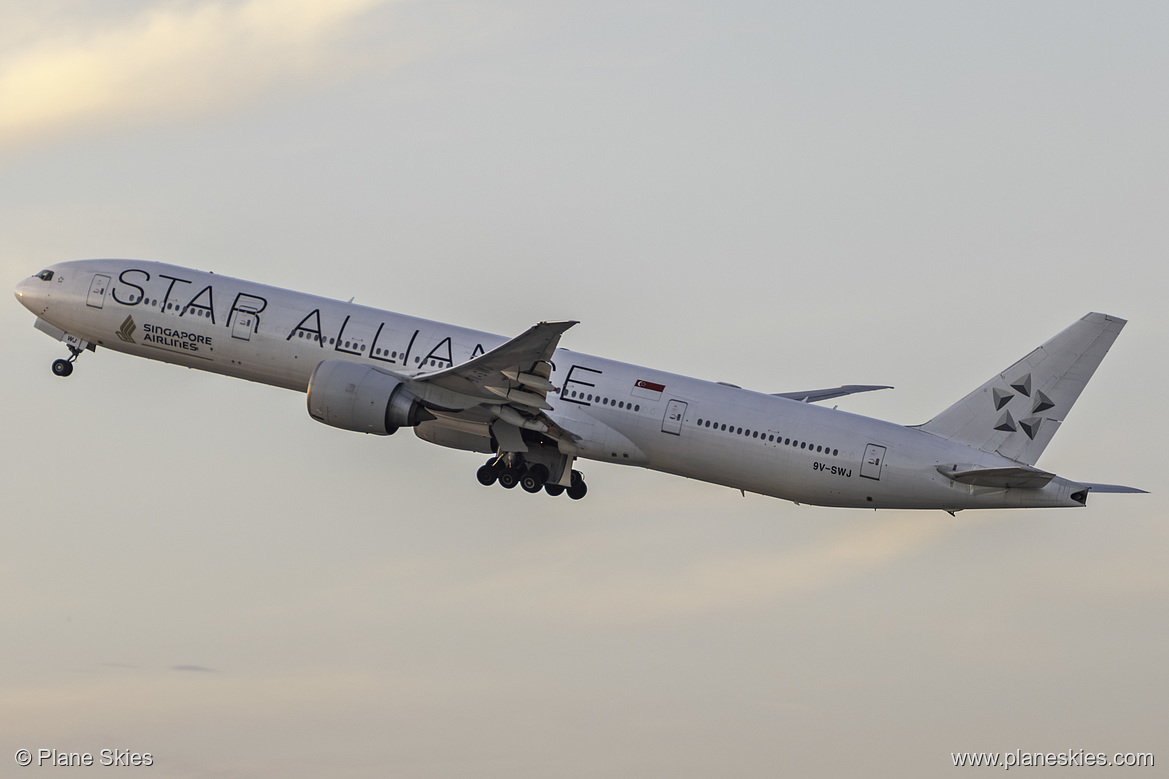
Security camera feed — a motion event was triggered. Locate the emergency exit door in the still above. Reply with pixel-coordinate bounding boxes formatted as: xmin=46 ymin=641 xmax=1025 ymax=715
xmin=86 ymin=274 xmax=111 ymax=309
xmin=860 ymin=443 xmax=887 ymax=481
xmin=232 ymin=310 xmax=257 ymax=340
xmin=661 ymin=399 xmax=687 ymax=435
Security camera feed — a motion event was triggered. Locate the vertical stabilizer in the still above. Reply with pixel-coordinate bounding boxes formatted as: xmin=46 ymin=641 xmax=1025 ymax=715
xmin=917 ymin=313 xmax=1125 ymax=466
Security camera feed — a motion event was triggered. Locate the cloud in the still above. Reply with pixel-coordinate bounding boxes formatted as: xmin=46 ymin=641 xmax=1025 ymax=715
xmin=0 ymin=0 xmax=393 ymax=149
xmin=171 ymin=664 xmax=216 ymax=673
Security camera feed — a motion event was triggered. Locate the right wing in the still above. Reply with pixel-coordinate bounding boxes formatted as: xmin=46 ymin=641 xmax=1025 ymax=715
xmin=773 ymin=384 xmax=892 ymax=403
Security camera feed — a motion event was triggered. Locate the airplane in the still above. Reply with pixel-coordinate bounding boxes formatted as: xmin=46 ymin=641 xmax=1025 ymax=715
xmin=14 ymin=259 xmax=1145 ymax=511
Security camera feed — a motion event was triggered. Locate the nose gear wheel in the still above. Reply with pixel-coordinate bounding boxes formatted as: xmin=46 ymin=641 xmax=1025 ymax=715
xmin=51 ymin=344 xmax=85 ymax=377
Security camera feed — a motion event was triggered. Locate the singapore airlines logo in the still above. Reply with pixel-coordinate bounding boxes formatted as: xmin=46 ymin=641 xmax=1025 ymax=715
xmin=116 ymin=315 xmax=137 ymax=343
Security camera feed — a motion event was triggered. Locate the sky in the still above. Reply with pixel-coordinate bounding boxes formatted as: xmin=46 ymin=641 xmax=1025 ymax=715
xmin=1 ymin=1 xmax=1167 ymax=776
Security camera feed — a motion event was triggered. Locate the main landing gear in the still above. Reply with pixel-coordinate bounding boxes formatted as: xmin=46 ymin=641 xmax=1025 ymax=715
xmin=51 ymin=344 xmax=85 ymax=377
xmin=476 ymin=457 xmax=588 ymax=499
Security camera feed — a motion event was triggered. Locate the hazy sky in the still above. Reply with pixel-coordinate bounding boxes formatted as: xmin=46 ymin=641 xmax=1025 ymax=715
xmin=2 ymin=2 xmax=1166 ymax=776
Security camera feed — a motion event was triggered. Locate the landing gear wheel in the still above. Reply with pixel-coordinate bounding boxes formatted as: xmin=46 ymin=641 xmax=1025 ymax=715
xmin=52 ymin=359 xmax=73 ymax=377
xmin=544 ymin=483 xmax=565 ymax=497
xmin=476 ymin=464 xmax=498 ymax=486
xmin=521 ymin=464 xmax=549 ymax=493
xmin=566 ymin=470 xmax=587 ymax=500
xmin=497 ymin=468 xmax=522 ymax=490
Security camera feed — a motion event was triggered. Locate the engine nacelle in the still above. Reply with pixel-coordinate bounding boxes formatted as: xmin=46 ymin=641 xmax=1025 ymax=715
xmin=306 ymin=360 xmax=428 ymax=435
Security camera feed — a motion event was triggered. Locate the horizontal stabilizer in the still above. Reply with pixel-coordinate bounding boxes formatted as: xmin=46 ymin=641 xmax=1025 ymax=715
xmin=937 ymin=464 xmax=1056 ymax=489
xmin=1082 ymin=483 xmax=1148 ymax=494
xmin=774 ymin=384 xmax=892 ymax=403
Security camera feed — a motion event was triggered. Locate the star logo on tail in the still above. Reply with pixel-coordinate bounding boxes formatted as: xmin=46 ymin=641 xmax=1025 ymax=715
xmin=990 ymin=372 xmax=1055 ymax=441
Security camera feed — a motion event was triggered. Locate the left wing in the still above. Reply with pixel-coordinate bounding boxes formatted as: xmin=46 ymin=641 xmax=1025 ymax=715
xmin=381 ymin=320 xmax=580 ymax=444
xmin=773 ymin=384 xmax=892 ymax=403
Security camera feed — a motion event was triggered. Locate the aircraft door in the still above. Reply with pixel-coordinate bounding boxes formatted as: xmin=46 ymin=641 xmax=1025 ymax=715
xmin=661 ymin=399 xmax=687 ymax=436
xmin=232 ymin=310 xmax=256 ymax=341
xmin=860 ymin=443 xmax=887 ymax=480
xmin=86 ymin=274 xmax=111 ymax=309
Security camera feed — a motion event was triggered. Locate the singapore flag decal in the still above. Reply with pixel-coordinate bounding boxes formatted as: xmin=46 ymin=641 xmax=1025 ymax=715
xmin=631 ymin=379 xmax=665 ymax=401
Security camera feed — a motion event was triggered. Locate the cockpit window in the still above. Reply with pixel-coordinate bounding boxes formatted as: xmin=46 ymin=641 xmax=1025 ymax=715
xmin=36 ymin=270 xmax=54 ymax=281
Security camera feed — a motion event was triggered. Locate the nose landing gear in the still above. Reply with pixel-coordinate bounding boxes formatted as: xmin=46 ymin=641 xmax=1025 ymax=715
xmin=51 ymin=344 xmax=85 ymax=377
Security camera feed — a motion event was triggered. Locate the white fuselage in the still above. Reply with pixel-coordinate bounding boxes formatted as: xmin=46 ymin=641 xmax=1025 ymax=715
xmin=15 ymin=260 xmax=1089 ymax=510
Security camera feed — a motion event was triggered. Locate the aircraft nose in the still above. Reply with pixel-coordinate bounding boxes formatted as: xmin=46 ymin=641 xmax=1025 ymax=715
xmin=14 ymin=275 xmax=38 ymax=311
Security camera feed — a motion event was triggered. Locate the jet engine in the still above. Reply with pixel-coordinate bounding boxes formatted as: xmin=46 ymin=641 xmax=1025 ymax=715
xmin=306 ymin=359 xmax=429 ymax=435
